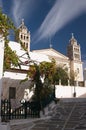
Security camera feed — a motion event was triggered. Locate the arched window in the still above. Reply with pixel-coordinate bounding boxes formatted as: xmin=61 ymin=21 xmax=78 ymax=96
xmin=26 ymin=43 xmax=28 ymax=48
xmin=21 ymin=35 xmax=22 ymax=39
xmin=27 ymin=36 xmax=28 ymax=40
xmin=24 ymin=36 xmax=25 ymax=40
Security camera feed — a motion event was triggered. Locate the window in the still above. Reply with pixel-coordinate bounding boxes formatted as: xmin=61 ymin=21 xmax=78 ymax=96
xmin=24 ymin=36 xmax=25 ymax=40
xmin=9 ymin=87 xmax=16 ymax=99
xmin=21 ymin=35 xmax=22 ymax=39
xmin=74 ymin=54 xmax=80 ymax=59
xmin=74 ymin=47 xmax=79 ymax=52
xmin=24 ymin=42 xmax=25 ymax=47
xmin=26 ymin=43 xmax=28 ymax=48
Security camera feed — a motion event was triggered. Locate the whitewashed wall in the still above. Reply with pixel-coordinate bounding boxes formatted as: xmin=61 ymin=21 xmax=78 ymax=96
xmin=55 ymin=85 xmax=86 ymax=98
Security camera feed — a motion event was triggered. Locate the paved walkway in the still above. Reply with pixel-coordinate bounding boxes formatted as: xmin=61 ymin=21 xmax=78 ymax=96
xmin=10 ymin=98 xmax=86 ymax=130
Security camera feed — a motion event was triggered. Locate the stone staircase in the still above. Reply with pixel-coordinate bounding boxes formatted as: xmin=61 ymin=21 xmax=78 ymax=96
xmin=10 ymin=98 xmax=86 ymax=130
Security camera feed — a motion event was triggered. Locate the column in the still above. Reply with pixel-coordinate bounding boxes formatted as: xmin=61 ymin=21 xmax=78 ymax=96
xmin=68 ymin=79 xmax=70 ymax=86
xmin=59 ymin=79 xmax=61 ymax=85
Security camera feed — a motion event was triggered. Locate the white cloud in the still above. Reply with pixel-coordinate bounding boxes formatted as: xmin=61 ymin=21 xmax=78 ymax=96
xmin=12 ymin=0 xmax=38 ymax=26
xmin=33 ymin=0 xmax=86 ymax=43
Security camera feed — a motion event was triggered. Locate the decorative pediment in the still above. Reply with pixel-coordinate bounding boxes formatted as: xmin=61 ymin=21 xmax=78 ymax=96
xmin=32 ymin=48 xmax=69 ymax=60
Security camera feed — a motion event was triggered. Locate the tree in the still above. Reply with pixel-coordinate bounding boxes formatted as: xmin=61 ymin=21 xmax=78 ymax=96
xmin=27 ymin=60 xmax=70 ymax=102
xmin=39 ymin=59 xmax=56 ymax=84
xmin=27 ymin=59 xmax=56 ymax=109
xmin=0 ymin=8 xmax=20 ymax=70
xmin=53 ymin=66 xmax=69 ymax=85
xmin=70 ymin=69 xmax=79 ymax=86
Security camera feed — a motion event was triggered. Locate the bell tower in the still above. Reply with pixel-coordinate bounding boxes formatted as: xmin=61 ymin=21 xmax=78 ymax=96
xmin=67 ymin=33 xmax=83 ymax=82
xmin=16 ymin=19 xmax=30 ymax=52
xmin=67 ymin=33 xmax=81 ymax=61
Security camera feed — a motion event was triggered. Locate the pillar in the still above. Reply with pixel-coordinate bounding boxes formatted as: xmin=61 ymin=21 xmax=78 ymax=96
xmin=59 ymin=79 xmax=61 ymax=85
xmin=68 ymin=79 xmax=70 ymax=86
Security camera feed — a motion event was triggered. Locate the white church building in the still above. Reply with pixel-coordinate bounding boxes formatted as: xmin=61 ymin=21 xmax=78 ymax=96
xmin=2 ymin=20 xmax=84 ymax=100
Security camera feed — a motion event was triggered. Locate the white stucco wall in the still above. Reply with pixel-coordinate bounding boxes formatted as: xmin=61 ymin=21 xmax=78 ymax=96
xmin=55 ymin=85 xmax=86 ymax=98
xmin=4 ymin=71 xmax=27 ymax=80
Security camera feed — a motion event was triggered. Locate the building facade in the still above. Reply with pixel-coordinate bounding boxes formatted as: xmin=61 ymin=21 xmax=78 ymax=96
xmin=1 ymin=21 xmax=84 ymax=100
xmin=32 ymin=35 xmax=83 ymax=82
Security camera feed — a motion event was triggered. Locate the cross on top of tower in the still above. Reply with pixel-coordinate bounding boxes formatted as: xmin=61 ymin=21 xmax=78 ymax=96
xmin=22 ymin=19 xmax=24 ymax=25
xmin=50 ymin=43 xmax=53 ymax=48
xmin=71 ymin=33 xmax=74 ymax=39
xmin=49 ymin=37 xmax=53 ymax=48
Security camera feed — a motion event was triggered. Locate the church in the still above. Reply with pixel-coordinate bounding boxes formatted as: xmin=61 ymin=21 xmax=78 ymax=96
xmin=15 ymin=20 xmax=83 ymax=82
xmin=2 ymin=20 xmax=83 ymax=100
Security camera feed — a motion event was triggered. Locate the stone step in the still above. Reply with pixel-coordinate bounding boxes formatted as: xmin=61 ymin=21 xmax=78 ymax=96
xmin=9 ymin=100 xmax=86 ymax=130
xmin=11 ymin=123 xmax=33 ymax=130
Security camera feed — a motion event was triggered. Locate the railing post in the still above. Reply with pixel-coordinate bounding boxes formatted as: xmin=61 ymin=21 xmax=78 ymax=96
xmin=24 ymin=101 xmax=27 ymax=119
xmin=8 ymin=100 xmax=11 ymax=120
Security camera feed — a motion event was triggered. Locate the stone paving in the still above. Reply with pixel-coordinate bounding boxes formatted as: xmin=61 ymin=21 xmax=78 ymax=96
xmin=10 ymin=98 xmax=86 ymax=130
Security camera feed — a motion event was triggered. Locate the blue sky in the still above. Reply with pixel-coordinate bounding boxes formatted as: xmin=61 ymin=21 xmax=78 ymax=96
xmin=1 ymin=0 xmax=86 ymax=67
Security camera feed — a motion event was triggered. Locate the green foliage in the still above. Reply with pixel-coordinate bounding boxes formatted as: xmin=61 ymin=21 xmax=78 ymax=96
xmin=15 ymin=29 xmax=20 ymax=42
xmin=4 ymin=44 xmax=20 ymax=69
xmin=54 ymin=67 xmax=69 ymax=85
xmin=27 ymin=62 xmax=54 ymax=103
xmin=28 ymin=60 xmax=69 ymax=100
xmin=0 ymin=9 xmax=15 ymax=41
xmin=0 ymin=8 xmax=20 ymax=70
xmin=27 ymin=65 xmax=36 ymax=79
xmin=39 ymin=59 xmax=56 ymax=83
